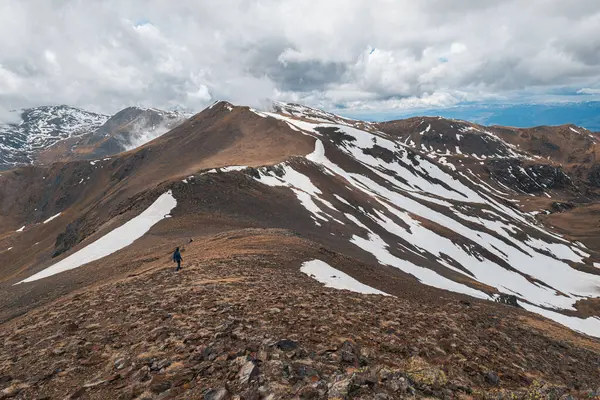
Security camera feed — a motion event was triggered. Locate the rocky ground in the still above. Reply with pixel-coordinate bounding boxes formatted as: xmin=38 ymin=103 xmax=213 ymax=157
xmin=1 ymin=229 xmax=600 ymax=400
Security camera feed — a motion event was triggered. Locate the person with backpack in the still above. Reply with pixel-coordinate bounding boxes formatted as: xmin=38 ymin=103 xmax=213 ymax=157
xmin=173 ymin=247 xmax=183 ymax=271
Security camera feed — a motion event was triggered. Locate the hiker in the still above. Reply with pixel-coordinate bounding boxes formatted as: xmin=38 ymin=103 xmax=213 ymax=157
xmin=173 ymin=247 xmax=183 ymax=271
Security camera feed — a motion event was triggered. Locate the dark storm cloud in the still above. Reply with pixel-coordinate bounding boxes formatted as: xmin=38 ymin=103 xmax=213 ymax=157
xmin=265 ymin=60 xmax=348 ymax=92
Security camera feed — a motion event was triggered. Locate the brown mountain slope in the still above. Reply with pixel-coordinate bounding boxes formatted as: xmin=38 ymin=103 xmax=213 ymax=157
xmin=490 ymin=124 xmax=599 ymax=165
xmin=378 ymin=118 xmax=600 ymax=197
xmin=0 ymin=102 xmax=315 ymax=314
xmin=134 ymin=102 xmax=314 ymax=183
xmin=0 ymin=102 xmax=313 ymax=234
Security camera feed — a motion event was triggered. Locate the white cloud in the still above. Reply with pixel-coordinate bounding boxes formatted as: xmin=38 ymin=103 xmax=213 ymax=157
xmin=450 ymin=43 xmax=467 ymax=54
xmin=578 ymin=88 xmax=600 ymax=95
xmin=0 ymin=0 xmax=599 ymax=114
xmin=0 ymin=64 xmax=23 ymax=95
xmin=0 ymin=106 xmax=22 ymax=124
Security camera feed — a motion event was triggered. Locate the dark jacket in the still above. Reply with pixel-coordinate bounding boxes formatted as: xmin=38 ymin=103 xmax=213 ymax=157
xmin=173 ymin=250 xmax=182 ymax=262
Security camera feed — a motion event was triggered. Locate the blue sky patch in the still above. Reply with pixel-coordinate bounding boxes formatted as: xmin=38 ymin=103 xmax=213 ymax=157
xmin=134 ymin=18 xmax=151 ymax=27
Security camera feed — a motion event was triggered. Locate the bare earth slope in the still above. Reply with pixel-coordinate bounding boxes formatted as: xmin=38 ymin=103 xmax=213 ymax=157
xmin=1 ymin=102 xmax=600 ymax=399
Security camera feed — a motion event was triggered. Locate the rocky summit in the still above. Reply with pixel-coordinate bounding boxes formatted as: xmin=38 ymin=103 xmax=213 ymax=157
xmin=1 ymin=101 xmax=600 ymax=399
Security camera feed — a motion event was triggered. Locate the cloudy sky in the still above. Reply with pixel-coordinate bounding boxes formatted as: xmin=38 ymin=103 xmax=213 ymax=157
xmin=1 ymin=0 xmax=600 ymax=117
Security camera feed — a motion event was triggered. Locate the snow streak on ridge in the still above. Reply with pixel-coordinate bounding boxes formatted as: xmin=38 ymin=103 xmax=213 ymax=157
xmin=18 ymin=191 xmax=177 ymax=283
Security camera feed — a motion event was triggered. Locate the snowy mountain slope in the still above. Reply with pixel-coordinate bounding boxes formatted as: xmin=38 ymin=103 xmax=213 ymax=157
xmin=378 ymin=117 xmax=600 ymax=162
xmin=0 ymin=105 xmax=108 ymax=169
xmin=0 ymin=106 xmax=189 ymax=169
xmin=3 ymin=101 xmax=600 ymax=338
xmin=379 ymin=117 xmax=528 ymax=160
xmin=249 ymin=105 xmax=600 ymax=336
xmin=378 ymin=116 xmax=600 ymax=201
xmin=39 ymin=106 xmax=191 ymax=162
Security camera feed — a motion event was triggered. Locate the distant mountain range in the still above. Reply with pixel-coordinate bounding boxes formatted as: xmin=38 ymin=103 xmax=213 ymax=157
xmin=348 ymin=101 xmax=600 ymax=132
xmin=0 ymin=106 xmax=109 ymax=168
xmin=0 ymin=106 xmax=189 ymax=170
xmin=4 ymin=101 xmax=598 ymax=171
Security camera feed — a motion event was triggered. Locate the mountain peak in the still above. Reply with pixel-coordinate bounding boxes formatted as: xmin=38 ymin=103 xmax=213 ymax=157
xmin=273 ymin=101 xmax=342 ymax=121
xmin=122 ymin=106 xmax=191 ymax=117
xmin=206 ymin=100 xmax=235 ymax=112
xmin=0 ymin=106 xmax=109 ymax=169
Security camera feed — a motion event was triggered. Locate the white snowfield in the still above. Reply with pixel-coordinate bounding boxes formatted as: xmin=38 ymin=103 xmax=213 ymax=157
xmin=254 ymin=105 xmax=600 ymax=337
xmin=42 ymin=212 xmax=61 ymax=224
xmin=219 ymin=166 xmax=248 ymax=172
xmin=301 ymin=259 xmax=390 ymax=295
xmin=205 ymin=165 xmax=248 ymax=174
xmin=18 ymin=191 xmax=177 ymax=284
xmin=520 ymin=302 xmax=600 ymax=338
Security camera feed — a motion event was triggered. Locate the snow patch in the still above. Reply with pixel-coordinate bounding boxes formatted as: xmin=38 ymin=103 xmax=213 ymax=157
xmin=207 ymin=166 xmax=248 ymax=174
xmin=249 ymin=108 xmax=267 ymax=118
xmin=351 ymin=232 xmax=489 ymax=299
xmin=345 ymin=214 xmax=371 ymax=232
xmin=301 ymin=259 xmax=389 ymax=295
xmin=438 ymin=157 xmax=456 ymax=171
xmin=18 ymin=191 xmax=177 ymax=283
xmin=221 ymin=165 xmax=248 ymax=172
xmin=43 ymin=213 xmax=61 ymax=224
xmin=333 ymin=194 xmax=352 ymax=207
xmin=521 ymin=302 xmax=600 ymax=338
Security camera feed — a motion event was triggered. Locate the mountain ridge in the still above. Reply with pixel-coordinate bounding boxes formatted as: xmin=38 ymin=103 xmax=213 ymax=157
xmin=351 ymin=101 xmax=600 ymax=133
